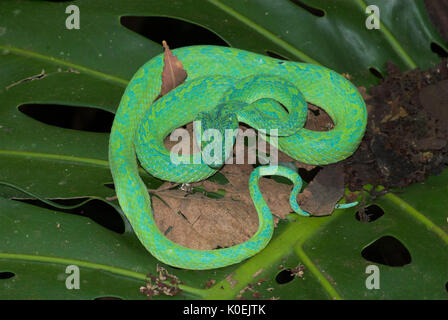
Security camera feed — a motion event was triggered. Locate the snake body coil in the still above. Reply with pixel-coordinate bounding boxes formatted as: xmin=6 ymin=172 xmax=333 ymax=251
xmin=109 ymin=46 xmax=367 ymax=270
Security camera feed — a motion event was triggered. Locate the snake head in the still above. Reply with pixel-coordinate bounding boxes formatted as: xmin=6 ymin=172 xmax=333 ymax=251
xmin=194 ymin=106 xmax=238 ymax=169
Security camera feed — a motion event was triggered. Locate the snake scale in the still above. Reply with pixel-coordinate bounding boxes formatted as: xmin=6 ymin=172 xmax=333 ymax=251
xmin=109 ymin=45 xmax=367 ymax=270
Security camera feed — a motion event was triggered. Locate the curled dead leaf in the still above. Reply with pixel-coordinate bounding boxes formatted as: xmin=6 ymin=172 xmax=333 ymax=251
xmin=156 ymin=40 xmax=188 ymax=100
xmin=297 ymin=163 xmax=345 ymax=216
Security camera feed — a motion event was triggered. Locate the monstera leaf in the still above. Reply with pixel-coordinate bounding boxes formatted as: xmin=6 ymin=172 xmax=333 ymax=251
xmin=0 ymin=0 xmax=447 ymax=299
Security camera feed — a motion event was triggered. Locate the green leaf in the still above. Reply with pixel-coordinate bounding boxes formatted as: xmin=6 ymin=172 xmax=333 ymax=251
xmin=1 ymin=0 xmax=447 ymax=299
xmin=2 ymin=172 xmax=447 ymax=299
xmin=206 ymin=172 xmax=230 ymax=185
xmin=0 ymin=197 xmax=205 ymax=299
xmin=192 ymin=185 xmax=227 ymax=199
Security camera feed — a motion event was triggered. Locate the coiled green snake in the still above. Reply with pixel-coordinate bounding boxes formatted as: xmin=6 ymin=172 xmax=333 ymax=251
xmin=109 ymin=45 xmax=367 ymax=270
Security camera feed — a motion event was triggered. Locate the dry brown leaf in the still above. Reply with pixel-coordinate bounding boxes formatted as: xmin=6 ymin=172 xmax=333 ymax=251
xmin=152 ymin=86 xmax=345 ymax=249
xmin=381 ymin=97 xmax=408 ymax=123
xmin=154 ymin=102 xmax=340 ymax=250
xmin=154 ymin=123 xmax=303 ymax=250
xmin=419 ymin=79 xmax=448 ymax=129
xmin=151 ymin=161 xmax=294 ymax=250
xmin=305 ymin=104 xmax=334 ymax=131
xmin=297 ymin=163 xmax=345 ymax=216
xmin=157 ymin=40 xmax=188 ymax=99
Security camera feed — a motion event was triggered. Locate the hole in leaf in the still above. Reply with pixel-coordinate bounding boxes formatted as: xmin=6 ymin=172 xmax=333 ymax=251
xmin=15 ymin=198 xmax=125 ymax=234
xmin=445 ymin=281 xmax=448 ymax=293
xmin=94 ymin=296 xmax=122 ymax=300
xmin=0 ymin=272 xmax=15 ymax=279
xmin=289 ymin=0 xmax=325 ymax=17
xmin=18 ymin=104 xmax=114 ymax=133
xmin=120 ymin=16 xmax=229 ymax=49
xmin=275 ymin=269 xmax=295 ymax=284
xmin=266 ymin=51 xmax=289 ymax=61
xmin=430 ymin=42 xmax=448 ymax=58
xmin=298 ymin=166 xmax=322 ymax=183
xmin=355 ymin=204 xmax=385 ymax=222
xmin=369 ymin=67 xmax=384 ymax=80
xmin=361 ymin=236 xmax=411 ymax=267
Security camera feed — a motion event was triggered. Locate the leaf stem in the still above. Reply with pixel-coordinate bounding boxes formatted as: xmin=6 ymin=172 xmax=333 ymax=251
xmin=207 ymin=0 xmax=321 ymax=64
xmin=383 ymin=192 xmax=448 ymax=246
xmin=0 ymin=45 xmax=129 ymax=87
xmin=0 ymin=150 xmax=150 ymax=177
xmin=0 ymin=252 xmax=206 ymax=297
xmin=354 ymin=0 xmax=417 ymax=69
xmin=294 ymin=246 xmax=342 ymax=300
xmin=203 ymin=214 xmax=340 ymax=299
xmin=0 ymin=150 xmax=109 ymax=167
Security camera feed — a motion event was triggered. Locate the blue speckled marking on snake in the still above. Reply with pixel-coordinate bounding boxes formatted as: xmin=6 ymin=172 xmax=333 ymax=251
xmin=109 ymin=46 xmax=367 ymax=270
